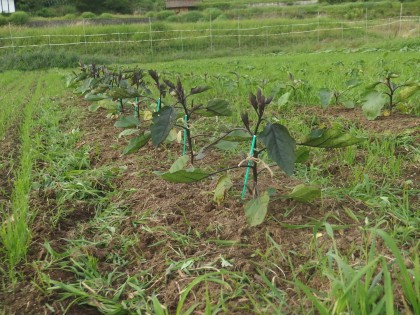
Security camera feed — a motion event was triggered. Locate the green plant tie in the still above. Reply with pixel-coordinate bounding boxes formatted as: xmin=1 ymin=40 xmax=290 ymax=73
xmin=156 ymin=97 xmax=161 ymax=112
xmin=182 ymin=115 xmax=188 ymax=156
xmin=117 ymin=99 xmax=122 ymax=115
xmin=241 ymin=135 xmax=257 ymax=199
xmin=134 ymin=97 xmax=139 ymax=117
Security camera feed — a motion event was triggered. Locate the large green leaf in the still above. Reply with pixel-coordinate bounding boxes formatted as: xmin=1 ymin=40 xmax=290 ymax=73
xmin=397 ymin=84 xmax=420 ymax=102
xmin=259 ymin=123 xmax=296 ymax=176
xmin=301 ymin=126 xmax=365 ymax=148
xmin=277 ymin=92 xmax=291 ymax=107
xmin=109 ymin=87 xmax=140 ymax=99
xmin=151 ymin=106 xmax=177 ymax=146
xmin=122 ymin=132 xmax=151 ymax=155
xmin=156 ymin=169 xmax=209 ymax=183
xmin=286 ymin=184 xmax=321 ymax=203
xmin=197 ymin=99 xmax=232 ymax=117
xmin=318 ymin=88 xmax=332 ymax=109
xmin=114 ymin=116 xmax=140 ymax=128
xmin=169 ymin=156 xmax=189 ymax=173
xmin=84 ymin=93 xmax=110 ymax=102
xmin=213 ymin=175 xmax=233 ymax=205
xmin=224 ymin=130 xmax=251 ymax=142
xmin=244 ymin=191 xmax=270 ymax=226
xmin=362 ymin=91 xmax=387 ymax=121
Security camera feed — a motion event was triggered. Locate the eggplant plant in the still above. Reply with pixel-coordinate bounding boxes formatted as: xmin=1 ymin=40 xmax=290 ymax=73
xmin=318 ymin=78 xmax=361 ymax=109
xmin=362 ymin=71 xmax=420 ymax=120
xmin=156 ymin=89 xmax=365 ymax=226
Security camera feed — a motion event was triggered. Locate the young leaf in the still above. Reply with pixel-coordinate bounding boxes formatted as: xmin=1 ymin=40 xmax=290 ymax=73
xmin=318 ymin=88 xmax=333 ymax=109
xmin=190 ymin=86 xmax=211 ymax=95
xmin=114 ymin=116 xmax=140 ymax=128
xmin=277 ymin=92 xmax=291 ymax=107
xmin=151 ymin=106 xmax=177 ymax=146
xmin=156 ymin=169 xmax=209 ymax=183
xmin=197 ymin=99 xmax=231 ymax=117
xmin=122 ymin=132 xmax=151 ymax=155
xmin=213 ymin=175 xmax=233 ymax=205
xmin=286 ymin=184 xmax=321 ymax=203
xmin=244 ymin=191 xmax=270 ymax=226
xmin=301 ymin=127 xmax=364 ymax=148
xmin=295 ymin=147 xmax=310 ymax=164
xmin=169 ymin=156 xmax=189 ymax=173
xmin=259 ymin=123 xmax=296 ymax=176
xmin=362 ymin=91 xmax=387 ymax=120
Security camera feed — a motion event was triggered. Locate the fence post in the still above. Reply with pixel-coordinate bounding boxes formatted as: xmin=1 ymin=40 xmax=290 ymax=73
xmin=180 ymin=30 xmax=184 ymax=53
xmin=398 ymin=2 xmax=403 ymax=36
xmin=210 ymin=16 xmax=213 ymax=52
xmin=149 ymin=17 xmax=153 ymax=57
xmin=317 ymin=11 xmax=320 ymax=43
xmin=82 ymin=19 xmax=87 ymax=54
xmin=118 ymin=32 xmax=121 ymax=57
xmin=238 ymin=17 xmax=241 ymax=49
xmin=365 ymin=9 xmax=368 ymax=42
xmin=8 ymin=23 xmax=15 ymax=53
xmin=48 ymin=34 xmax=51 ymax=50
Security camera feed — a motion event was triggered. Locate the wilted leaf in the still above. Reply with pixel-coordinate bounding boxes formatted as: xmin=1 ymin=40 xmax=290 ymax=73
xmin=286 ymin=184 xmax=321 ymax=203
xmin=397 ymin=84 xmax=420 ymax=102
xmin=118 ymin=129 xmax=138 ymax=138
xmin=259 ymin=123 xmax=296 ymax=176
xmin=318 ymin=88 xmax=332 ymax=109
xmin=122 ymin=132 xmax=151 ymax=155
xmin=213 ymin=175 xmax=233 ymax=205
xmin=151 ymin=106 xmax=177 ymax=146
xmin=362 ymin=91 xmax=387 ymax=120
xmin=114 ymin=116 xmax=140 ymax=128
xmin=156 ymin=169 xmax=209 ymax=183
xmin=302 ymin=126 xmax=365 ymax=148
xmin=244 ymin=191 xmax=270 ymax=226
xmin=169 ymin=156 xmax=189 ymax=173
xmin=143 ymin=110 xmax=153 ymax=121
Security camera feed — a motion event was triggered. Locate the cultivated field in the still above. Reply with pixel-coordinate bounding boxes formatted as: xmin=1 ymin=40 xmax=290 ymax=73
xmin=0 ymin=47 xmax=419 ymax=314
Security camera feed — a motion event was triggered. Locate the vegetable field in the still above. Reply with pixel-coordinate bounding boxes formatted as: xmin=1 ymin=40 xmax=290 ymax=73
xmin=0 ymin=50 xmax=419 ymax=314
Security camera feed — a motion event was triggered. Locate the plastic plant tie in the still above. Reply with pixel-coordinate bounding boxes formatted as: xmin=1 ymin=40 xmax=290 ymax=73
xmin=241 ymin=135 xmax=257 ymax=199
xmin=134 ymin=97 xmax=139 ymax=117
xmin=156 ymin=97 xmax=161 ymax=112
xmin=182 ymin=115 xmax=188 ymax=156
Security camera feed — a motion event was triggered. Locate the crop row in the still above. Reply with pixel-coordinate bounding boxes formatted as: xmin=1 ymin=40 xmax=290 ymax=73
xmin=67 ymin=63 xmax=370 ymax=226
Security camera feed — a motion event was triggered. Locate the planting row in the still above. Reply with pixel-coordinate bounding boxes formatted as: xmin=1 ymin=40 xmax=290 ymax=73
xmin=67 ymin=63 xmax=375 ymax=225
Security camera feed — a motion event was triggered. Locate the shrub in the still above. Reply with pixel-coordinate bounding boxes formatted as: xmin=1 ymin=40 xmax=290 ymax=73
xmin=80 ymin=12 xmax=96 ymax=19
xmin=0 ymin=16 xmax=8 ymax=26
xmin=9 ymin=11 xmax=30 ymax=25
xmin=37 ymin=8 xmax=56 ymax=18
xmin=64 ymin=14 xmax=77 ymax=20
xmin=156 ymin=10 xmax=175 ymax=20
xmin=203 ymin=8 xmax=223 ymax=20
xmin=179 ymin=11 xmax=204 ymax=23
xmin=99 ymin=13 xmax=114 ymax=19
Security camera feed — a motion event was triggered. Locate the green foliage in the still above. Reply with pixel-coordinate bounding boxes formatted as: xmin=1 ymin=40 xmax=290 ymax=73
xmin=80 ymin=11 xmax=96 ymax=19
xmin=9 ymin=11 xmax=30 ymax=25
xmin=0 ymin=15 xmax=8 ymax=26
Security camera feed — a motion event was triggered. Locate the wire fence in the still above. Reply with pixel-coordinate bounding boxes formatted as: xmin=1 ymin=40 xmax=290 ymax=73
xmin=0 ymin=15 xmax=418 ymax=58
